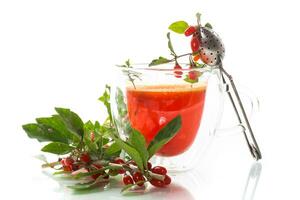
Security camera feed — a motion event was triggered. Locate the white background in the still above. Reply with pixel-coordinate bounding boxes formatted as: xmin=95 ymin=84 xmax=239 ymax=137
xmin=1 ymin=0 xmax=300 ymax=199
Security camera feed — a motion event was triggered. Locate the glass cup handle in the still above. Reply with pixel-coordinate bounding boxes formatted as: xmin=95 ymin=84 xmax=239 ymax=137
xmin=215 ymin=84 xmax=260 ymax=136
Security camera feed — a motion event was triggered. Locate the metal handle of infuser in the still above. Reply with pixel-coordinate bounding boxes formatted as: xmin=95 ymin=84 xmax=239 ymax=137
xmin=197 ymin=26 xmax=262 ymax=160
xmin=219 ymin=63 xmax=262 ymax=160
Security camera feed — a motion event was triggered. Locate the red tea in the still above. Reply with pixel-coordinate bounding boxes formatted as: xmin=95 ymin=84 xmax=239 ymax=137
xmin=126 ymin=84 xmax=206 ymax=156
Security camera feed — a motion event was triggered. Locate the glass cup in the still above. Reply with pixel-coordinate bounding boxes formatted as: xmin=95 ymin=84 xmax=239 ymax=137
xmin=110 ymin=63 xmax=257 ymax=172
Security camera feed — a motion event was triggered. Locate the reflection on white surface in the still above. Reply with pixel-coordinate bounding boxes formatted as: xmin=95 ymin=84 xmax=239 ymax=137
xmin=242 ymin=162 xmax=262 ymax=200
xmin=41 ymin=168 xmax=196 ymax=200
xmin=38 ymin=160 xmax=262 ymax=200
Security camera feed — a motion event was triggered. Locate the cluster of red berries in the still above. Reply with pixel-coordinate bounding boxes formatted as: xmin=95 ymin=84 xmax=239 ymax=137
xmin=122 ymin=163 xmax=171 ymax=188
xmin=60 ymin=154 xmax=127 ymax=180
xmin=149 ymin=166 xmax=171 ymax=187
xmin=89 ymin=157 xmax=128 ymax=180
xmin=60 ymin=154 xmax=171 ymax=188
xmin=174 ymin=63 xmax=183 ymax=78
xmin=173 ymin=63 xmax=201 ymax=81
xmin=172 ymin=25 xmax=202 ymax=81
xmin=184 ymin=26 xmax=201 ymax=55
xmin=60 ymin=152 xmax=91 ymax=171
xmin=174 ymin=63 xmax=200 ymax=81
xmin=60 ymin=157 xmax=77 ymax=172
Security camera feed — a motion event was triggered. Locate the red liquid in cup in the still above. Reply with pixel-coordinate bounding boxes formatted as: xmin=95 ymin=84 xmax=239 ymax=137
xmin=126 ymin=85 xmax=206 ymax=156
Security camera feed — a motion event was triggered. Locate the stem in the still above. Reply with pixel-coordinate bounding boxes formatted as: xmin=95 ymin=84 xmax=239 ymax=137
xmin=42 ymin=161 xmax=60 ymax=168
xmin=109 ymin=163 xmax=125 ymax=168
xmin=171 ymin=52 xmax=192 ymax=61
xmin=109 ymin=163 xmax=165 ymax=180
xmin=170 ymin=48 xmax=202 ymax=62
xmin=148 ymin=171 xmax=165 ymax=181
xmin=128 ymin=74 xmax=136 ymax=89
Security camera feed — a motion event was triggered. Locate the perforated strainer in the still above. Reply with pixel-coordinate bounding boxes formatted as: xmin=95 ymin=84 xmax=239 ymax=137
xmin=199 ymin=26 xmax=262 ymax=160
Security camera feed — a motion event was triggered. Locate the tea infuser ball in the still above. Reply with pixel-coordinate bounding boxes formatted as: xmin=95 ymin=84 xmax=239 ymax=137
xmin=198 ymin=26 xmax=262 ymax=160
xmin=199 ymin=26 xmax=225 ymax=66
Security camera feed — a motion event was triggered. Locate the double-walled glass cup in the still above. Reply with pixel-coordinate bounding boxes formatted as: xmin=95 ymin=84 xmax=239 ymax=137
xmin=110 ymin=63 xmax=256 ymax=172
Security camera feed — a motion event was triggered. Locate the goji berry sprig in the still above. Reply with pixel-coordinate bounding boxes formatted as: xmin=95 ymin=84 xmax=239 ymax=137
xmin=149 ymin=12 xmax=213 ymax=83
xmin=56 ymin=154 xmax=172 ymax=190
xmin=21 ymin=13 xmax=212 ymax=195
xmin=22 ymin=85 xmax=182 ymax=194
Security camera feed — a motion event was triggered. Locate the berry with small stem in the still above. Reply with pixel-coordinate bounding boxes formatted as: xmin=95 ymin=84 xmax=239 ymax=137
xmin=193 ymin=54 xmax=201 ymax=62
xmin=90 ymin=164 xmax=110 ymax=180
xmin=127 ymin=160 xmax=137 ymax=166
xmin=114 ymin=158 xmax=125 ymax=164
xmin=150 ymin=179 xmax=165 ymax=187
xmin=188 ymin=70 xmax=200 ymax=80
xmin=63 ymin=166 xmax=72 ymax=172
xmin=174 ymin=63 xmax=183 ymax=78
xmin=163 ymin=175 xmax=171 ymax=185
xmin=151 ymin=166 xmax=167 ymax=175
xmin=71 ymin=164 xmax=79 ymax=171
xmin=184 ymin=26 xmax=197 ymax=36
xmin=132 ymin=172 xmax=145 ymax=186
xmin=80 ymin=153 xmax=91 ymax=163
xmin=60 ymin=159 xmax=66 ymax=166
xmin=65 ymin=157 xmax=74 ymax=166
xmin=61 ymin=157 xmax=74 ymax=167
xmin=123 ymin=175 xmax=134 ymax=185
xmin=191 ymin=36 xmax=200 ymax=52
xmin=113 ymin=158 xmax=125 ymax=174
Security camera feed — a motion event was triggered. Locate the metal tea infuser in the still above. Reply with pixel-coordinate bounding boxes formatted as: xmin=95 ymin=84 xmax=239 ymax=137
xmin=198 ymin=26 xmax=262 ymax=160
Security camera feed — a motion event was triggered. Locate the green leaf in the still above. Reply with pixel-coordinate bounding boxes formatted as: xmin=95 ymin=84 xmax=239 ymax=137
xmin=84 ymin=120 xmax=94 ymax=132
xmin=84 ymin=136 xmax=98 ymax=153
xmin=83 ymin=121 xmax=98 ymax=153
xmin=94 ymin=121 xmax=107 ymax=139
xmin=121 ymin=184 xmax=135 ymax=193
xmin=205 ymin=23 xmax=213 ymax=29
xmin=117 ymin=59 xmax=132 ymax=68
xmin=184 ymin=75 xmax=198 ymax=83
xmin=168 ymin=21 xmax=189 ymax=34
xmin=68 ymin=178 xmax=109 ymax=190
xmin=74 ymin=166 xmax=121 ymax=179
xmin=129 ymin=130 xmax=149 ymax=168
xmin=115 ymin=87 xmax=127 ymax=118
xmin=69 ymin=173 xmax=111 ymax=190
xmin=34 ymin=154 xmax=48 ymax=163
xmin=167 ymin=32 xmax=176 ymax=56
xmin=55 ymin=108 xmax=84 ymax=138
xmin=41 ymin=142 xmax=74 ymax=155
xmin=102 ymin=137 xmax=110 ymax=145
xmin=194 ymin=63 xmax=206 ymax=68
xmin=99 ymin=85 xmax=112 ymax=122
xmin=183 ymin=71 xmax=202 ymax=83
xmin=104 ymin=142 xmax=122 ymax=157
xmin=121 ymin=181 xmax=145 ymax=194
xmin=147 ymin=115 xmax=182 ymax=158
xmin=68 ymin=181 xmax=96 ymax=190
xmin=36 ymin=115 xmax=80 ymax=143
xmin=102 ymin=126 xmax=118 ymax=138
xmin=22 ymin=123 xmax=69 ymax=143
xmin=53 ymin=170 xmax=71 ymax=175
xmin=113 ymin=137 xmax=144 ymax=171
xmin=125 ymin=59 xmax=131 ymax=67
xmin=149 ymin=56 xmax=171 ymax=67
